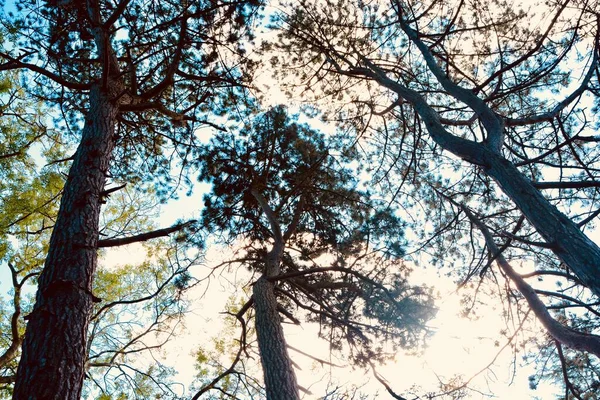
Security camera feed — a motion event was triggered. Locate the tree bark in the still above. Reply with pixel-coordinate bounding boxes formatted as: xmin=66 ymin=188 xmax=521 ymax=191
xmin=13 ymin=84 xmax=117 ymax=400
xmin=253 ymin=277 xmax=300 ymax=400
xmin=483 ymin=150 xmax=600 ymax=298
xmin=251 ymin=188 xmax=300 ymax=399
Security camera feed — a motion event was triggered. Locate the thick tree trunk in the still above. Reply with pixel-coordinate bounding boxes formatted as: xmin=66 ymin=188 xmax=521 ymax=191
xmin=13 ymin=84 xmax=117 ymax=400
xmin=251 ymin=189 xmax=301 ymax=399
xmin=253 ymin=277 xmax=300 ymax=400
xmin=430 ymin=124 xmax=600 ymax=297
xmin=484 ymin=150 xmax=600 ymax=297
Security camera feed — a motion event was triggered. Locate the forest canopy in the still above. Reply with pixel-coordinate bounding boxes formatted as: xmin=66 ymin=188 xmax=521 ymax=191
xmin=1 ymin=0 xmax=600 ymax=399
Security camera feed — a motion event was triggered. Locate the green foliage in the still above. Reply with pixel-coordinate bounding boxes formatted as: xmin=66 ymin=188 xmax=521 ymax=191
xmin=199 ymin=105 xmax=405 ymax=257
xmin=85 ymin=231 xmax=197 ymax=398
xmin=192 ymin=294 xmax=263 ymax=399
xmin=196 ymin=106 xmax=435 ymax=392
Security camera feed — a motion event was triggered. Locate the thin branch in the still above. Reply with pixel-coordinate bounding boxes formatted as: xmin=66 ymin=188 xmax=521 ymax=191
xmin=0 ymin=375 xmax=16 ymax=384
xmin=0 ymin=53 xmax=91 ymax=91
xmin=506 ymin=23 xmax=599 ymax=126
xmin=369 ymin=362 xmax=408 ymax=400
xmin=287 ymin=344 xmax=345 ymax=368
xmin=460 ymin=202 xmax=600 ymax=358
xmin=555 ymin=341 xmax=585 ymax=400
xmin=282 ymin=195 xmax=304 ymax=242
xmin=277 ymin=304 xmax=300 ymax=325
xmin=191 ymin=309 xmax=248 ymax=400
xmin=102 ymin=0 xmax=133 ymax=28
xmin=532 ymin=180 xmax=600 ymax=190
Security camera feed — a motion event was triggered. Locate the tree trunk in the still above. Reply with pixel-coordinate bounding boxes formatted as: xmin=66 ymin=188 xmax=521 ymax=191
xmin=253 ymin=277 xmax=300 ymax=400
xmin=251 ymin=189 xmax=300 ymax=399
xmin=429 ymin=120 xmax=600 ymax=297
xmin=484 ymin=150 xmax=600 ymax=297
xmin=13 ymin=84 xmax=117 ymax=400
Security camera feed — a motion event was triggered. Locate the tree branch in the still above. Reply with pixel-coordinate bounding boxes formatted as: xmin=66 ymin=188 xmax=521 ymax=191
xmin=102 ymin=0 xmax=133 ymax=29
xmin=369 ymin=361 xmax=408 ymax=400
xmin=191 ymin=307 xmax=248 ymax=400
xmin=461 ymin=202 xmax=600 ymax=358
xmin=0 ymin=53 xmax=91 ymax=91
xmin=394 ymin=13 xmax=504 ymax=151
xmin=0 ymin=375 xmax=16 ymax=384
xmin=506 ymin=24 xmax=599 ymax=126
xmin=531 ymin=180 xmax=600 ymax=190
xmin=139 ymin=14 xmax=189 ymax=100
xmin=97 ymin=220 xmax=196 ymax=248
xmin=283 ymin=195 xmax=304 ymax=242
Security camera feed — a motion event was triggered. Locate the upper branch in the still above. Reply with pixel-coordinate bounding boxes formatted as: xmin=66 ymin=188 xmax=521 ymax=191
xmin=349 ymin=58 xmax=490 ymax=167
xmin=475 ymin=0 xmax=571 ymax=93
xmin=283 ymin=195 xmax=305 ymax=242
xmin=102 ymin=0 xmax=134 ymax=29
xmin=139 ymin=15 xmax=189 ymax=100
xmin=395 ymin=15 xmax=504 ymax=151
xmin=251 ymin=188 xmax=283 ymax=245
xmin=506 ymin=32 xmax=599 ymax=127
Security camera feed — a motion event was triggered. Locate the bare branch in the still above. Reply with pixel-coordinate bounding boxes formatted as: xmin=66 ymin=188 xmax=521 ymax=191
xmin=461 ymin=202 xmax=600 ymax=358
xmin=532 ymin=180 xmax=600 ymax=190
xmin=97 ymin=220 xmax=196 ymax=248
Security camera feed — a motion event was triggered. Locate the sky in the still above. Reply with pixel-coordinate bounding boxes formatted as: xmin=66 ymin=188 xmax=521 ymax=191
xmin=1 ymin=0 xmax=594 ymax=398
xmin=100 ymin=159 xmax=567 ymax=399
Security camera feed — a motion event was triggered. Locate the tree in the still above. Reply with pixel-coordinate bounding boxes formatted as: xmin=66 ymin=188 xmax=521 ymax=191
xmin=0 ymin=1 xmax=260 ymax=398
xmin=271 ymin=0 xmax=600 ymax=396
xmin=195 ymin=106 xmax=436 ymax=399
xmin=0 ymin=80 xmax=201 ymax=397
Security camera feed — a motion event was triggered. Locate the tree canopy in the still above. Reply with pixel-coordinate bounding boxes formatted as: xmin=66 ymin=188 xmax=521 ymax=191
xmin=269 ymin=0 xmax=600 ymax=396
xmin=1 ymin=0 xmax=600 ymax=398
xmin=1 ymin=0 xmax=260 ymax=398
xmin=195 ymin=106 xmax=435 ymax=398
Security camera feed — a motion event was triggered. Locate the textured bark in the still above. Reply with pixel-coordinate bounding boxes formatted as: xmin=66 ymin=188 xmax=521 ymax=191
xmin=253 ymin=277 xmax=300 ymax=400
xmin=13 ymin=84 xmax=117 ymax=400
xmin=251 ymin=188 xmax=300 ymax=399
xmin=484 ymin=151 xmax=600 ymax=298
xmin=432 ymin=121 xmax=600 ymax=298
